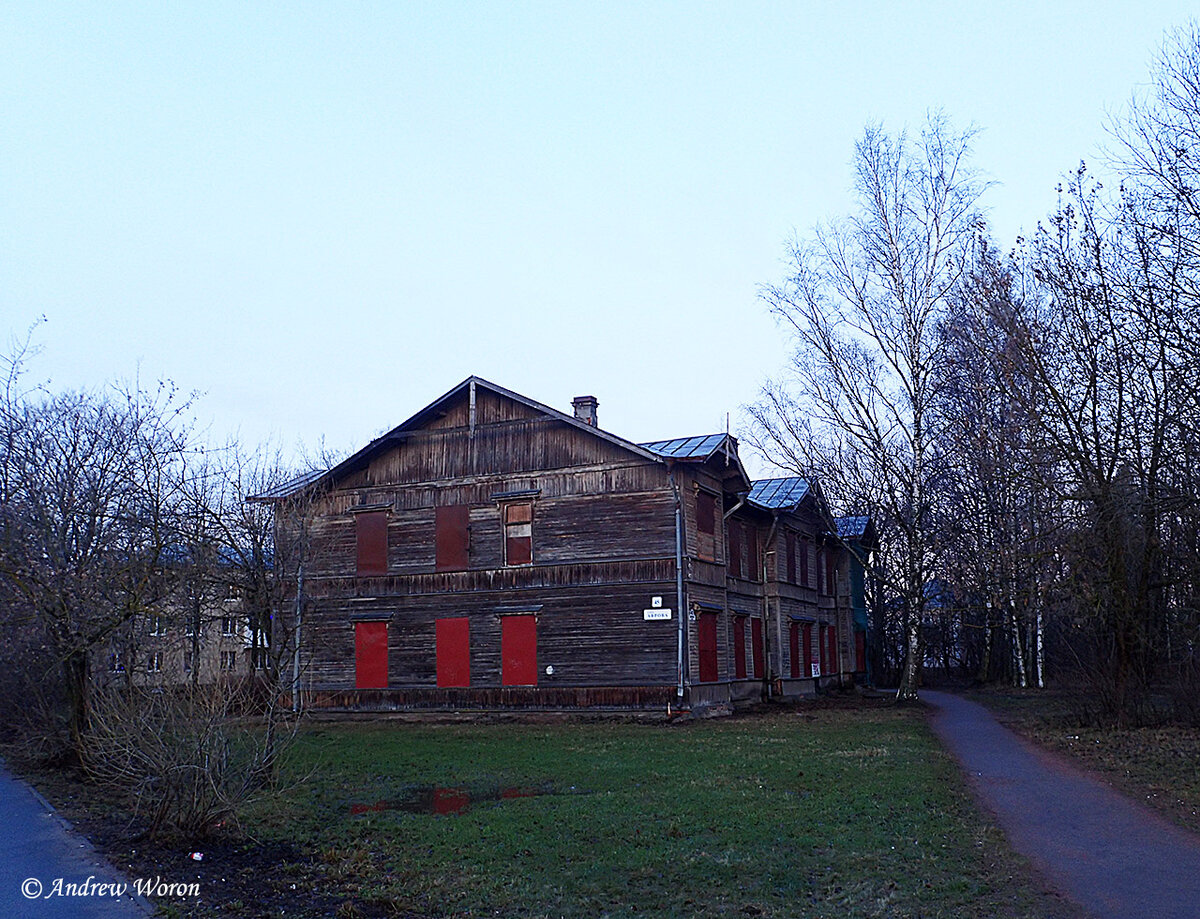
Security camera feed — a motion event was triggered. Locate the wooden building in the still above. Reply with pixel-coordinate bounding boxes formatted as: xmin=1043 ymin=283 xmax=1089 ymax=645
xmin=267 ymin=377 xmax=868 ymax=712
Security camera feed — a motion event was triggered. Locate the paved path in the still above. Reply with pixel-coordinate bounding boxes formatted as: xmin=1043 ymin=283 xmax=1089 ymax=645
xmin=925 ymin=690 xmax=1200 ymax=919
xmin=0 ymin=761 xmax=149 ymax=918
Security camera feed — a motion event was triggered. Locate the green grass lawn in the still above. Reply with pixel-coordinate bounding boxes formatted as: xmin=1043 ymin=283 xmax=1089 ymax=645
xmin=970 ymin=688 xmax=1200 ymax=835
xmin=236 ymin=700 xmax=1074 ymax=919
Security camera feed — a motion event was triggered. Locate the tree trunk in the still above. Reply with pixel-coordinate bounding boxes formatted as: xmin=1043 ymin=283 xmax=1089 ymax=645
xmin=63 ymin=650 xmax=90 ymax=764
xmin=896 ymin=614 xmax=921 ymax=700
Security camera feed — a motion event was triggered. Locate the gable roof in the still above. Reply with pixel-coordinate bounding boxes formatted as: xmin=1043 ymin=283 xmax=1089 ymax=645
xmin=747 ymin=477 xmax=812 ymax=511
xmin=260 ymin=376 xmax=669 ymax=499
xmin=835 ymin=515 xmax=870 ymax=539
xmin=640 ymin=433 xmax=752 ymax=491
xmin=640 ymin=433 xmax=729 ymax=459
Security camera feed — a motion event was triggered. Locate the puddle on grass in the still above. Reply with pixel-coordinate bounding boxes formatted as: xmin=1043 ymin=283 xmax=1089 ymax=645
xmin=350 ymin=783 xmax=559 ymax=816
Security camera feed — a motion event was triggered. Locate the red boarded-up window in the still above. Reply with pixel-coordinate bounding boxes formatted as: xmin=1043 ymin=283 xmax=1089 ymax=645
xmin=786 ymin=532 xmax=796 ymax=584
xmin=728 ymin=521 xmax=743 ymax=579
xmin=698 ymin=612 xmax=719 ymax=682
xmin=799 ymin=538 xmax=810 ymax=587
xmin=435 ymin=505 xmax=469 ymax=572
xmin=436 ymin=617 xmax=470 ymax=688
xmin=501 ymin=615 xmax=537 ymax=686
xmin=789 ymin=621 xmax=801 ymax=678
xmin=751 ymin=617 xmax=764 ymax=679
xmin=855 ymin=629 xmax=866 ymax=672
xmin=354 ymin=620 xmax=388 ymax=689
xmin=733 ymin=615 xmax=747 ymax=679
xmin=803 ymin=623 xmax=815 ymax=677
xmin=355 ymin=511 xmax=388 ymax=576
xmin=747 ymin=529 xmax=759 ymax=582
xmin=696 ymin=491 xmax=716 ymax=561
xmin=504 ymin=503 xmax=533 ymax=566
xmin=828 ymin=624 xmax=839 ymax=674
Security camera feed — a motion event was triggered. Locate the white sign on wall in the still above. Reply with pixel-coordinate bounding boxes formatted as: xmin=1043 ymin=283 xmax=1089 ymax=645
xmin=643 ymin=609 xmax=672 ymax=621
xmin=811 ymin=663 xmax=821 ymax=678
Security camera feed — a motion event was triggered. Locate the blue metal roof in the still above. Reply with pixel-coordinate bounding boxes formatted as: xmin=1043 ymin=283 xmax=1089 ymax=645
xmin=835 ymin=516 xmax=871 ymax=539
xmin=747 ymin=477 xmax=811 ymax=509
xmin=640 ymin=433 xmax=729 ymax=460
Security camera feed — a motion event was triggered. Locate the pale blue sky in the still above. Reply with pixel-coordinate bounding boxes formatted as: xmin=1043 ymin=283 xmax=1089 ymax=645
xmin=2 ymin=2 xmax=1194 ymax=473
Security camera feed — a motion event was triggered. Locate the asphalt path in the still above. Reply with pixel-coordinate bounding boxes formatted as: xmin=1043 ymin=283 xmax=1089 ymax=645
xmin=925 ymin=690 xmax=1200 ymax=919
xmin=0 ymin=761 xmax=149 ymax=918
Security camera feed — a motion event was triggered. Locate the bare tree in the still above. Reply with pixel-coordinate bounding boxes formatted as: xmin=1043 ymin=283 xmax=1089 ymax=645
xmin=0 ymin=370 xmax=198 ymax=758
xmin=752 ymin=113 xmax=988 ymax=700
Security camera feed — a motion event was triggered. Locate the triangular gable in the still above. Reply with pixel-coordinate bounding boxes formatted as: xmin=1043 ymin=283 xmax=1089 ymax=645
xmin=280 ymin=376 xmax=665 ymax=496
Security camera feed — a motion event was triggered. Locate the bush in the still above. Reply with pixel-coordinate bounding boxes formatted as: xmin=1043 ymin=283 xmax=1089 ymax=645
xmin=82 ymin=681 xmax=296 ymax=839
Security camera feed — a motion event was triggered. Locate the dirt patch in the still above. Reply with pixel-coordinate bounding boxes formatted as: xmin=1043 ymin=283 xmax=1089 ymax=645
xmin=7 ymin=757 xmax=428 ymax=919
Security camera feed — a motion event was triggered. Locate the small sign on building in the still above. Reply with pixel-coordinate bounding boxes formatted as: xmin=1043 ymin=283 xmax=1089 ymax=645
xmin=643 ymin=609 xmax=672 ymax=621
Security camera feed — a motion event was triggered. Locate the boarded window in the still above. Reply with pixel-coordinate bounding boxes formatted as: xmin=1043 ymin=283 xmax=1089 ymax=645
xmin=728 ymin=521 xmax=743 ymax=579
xmin=827 ymin=624 xmax=839 ymax=674
xmin=751 ymin=618 xmax=764 ymax=679
xmin=816 ymin=547 xmax=825 ymax=594
xmin=855 ymin=629 xmax=866 ymax=672
xmin=696 ymin=491 xmax=716 ymax=561
xmin=436 ymin=617 xmax=470 ymax=688
xmin=504 ymin=502 xmax=533 ymax=567
xmin=733 ymin=615 xmax=747 ymax=679
xmin=698 ymin=612 xmax=719 ymax=682
xmin=501 ymin=615 xmax=538 ymax=686
xmin=356 ymin=511 xmax=388 ymax=576
xmin=799 ymin=538 xmax=810 ymax=587
xmin=747 ymin=527 xmax=759 ymax=581
xmin=435 ymin=505 xmax=470 ymax=572
xmin=786 ymin=532 xmax=796 ymax=584
xmin=354 ymin=621 xmax=388 ymax=689
xmin=803 ymin=622 xmax=816 ymax=678
xmin=789 ymin=621 xmax=800 ymax=679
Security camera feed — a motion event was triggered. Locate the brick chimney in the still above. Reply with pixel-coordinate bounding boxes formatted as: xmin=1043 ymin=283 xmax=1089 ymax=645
xmin=572 ymin=395 xmax=598 ymax=427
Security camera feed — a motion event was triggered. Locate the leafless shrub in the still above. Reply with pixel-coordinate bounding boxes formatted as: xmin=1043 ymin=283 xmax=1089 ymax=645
xmin=83 ymin=680 xmax=299 ymax=840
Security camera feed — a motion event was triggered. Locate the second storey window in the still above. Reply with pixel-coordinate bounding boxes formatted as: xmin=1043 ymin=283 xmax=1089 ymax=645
xmin=355 ymin=510 xmax=388 ymax=576
xmin=504 ymin=502 xmax=533 ymax=566
xmin=728 ymin=520 xmax=743 ymax=578
xmin=435 ymin=505 xmax=470 ymax=571
xmin=696 ymin=490 xmax=716 ymax=561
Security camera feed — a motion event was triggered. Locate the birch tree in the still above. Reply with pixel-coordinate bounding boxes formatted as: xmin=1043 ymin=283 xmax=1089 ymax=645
xmin=752 ymin=114 xmax=987 ymax=700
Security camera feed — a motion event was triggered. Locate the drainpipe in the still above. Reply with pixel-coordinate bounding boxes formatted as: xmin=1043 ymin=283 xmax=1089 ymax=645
xmin=669 ymin=466 xmax=686 ymax=699
xmin=763 ymin=512 xmax=781 ymax=699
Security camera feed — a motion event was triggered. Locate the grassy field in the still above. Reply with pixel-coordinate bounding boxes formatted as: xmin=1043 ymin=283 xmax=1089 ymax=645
xmin=970 ymin=688 xmax=1200 ymax=835
xmin=209 ymin=699 xmax=1075 ymax=919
